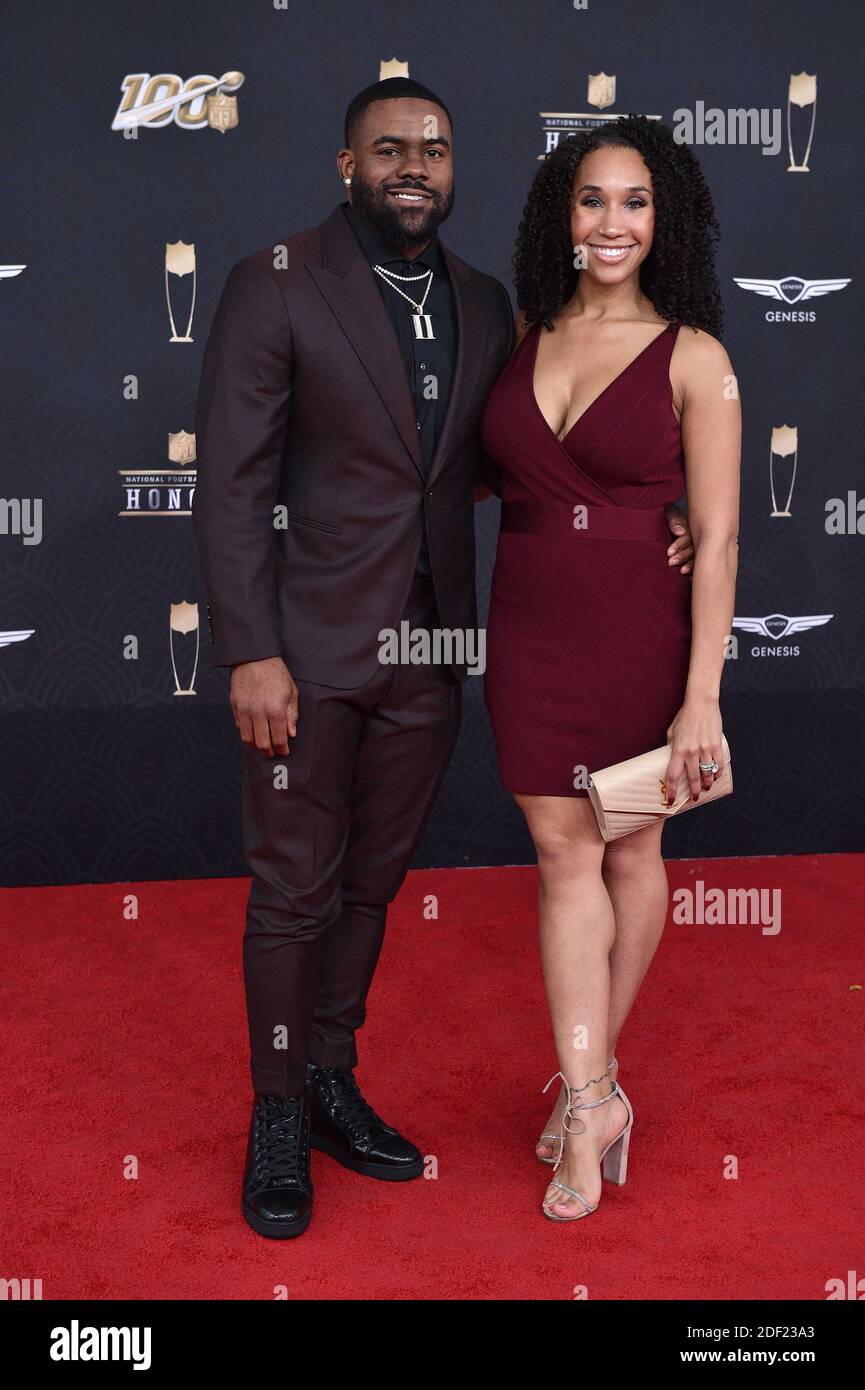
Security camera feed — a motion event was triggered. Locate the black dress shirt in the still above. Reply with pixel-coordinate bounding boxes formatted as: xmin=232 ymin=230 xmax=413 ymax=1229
xmin=341 ymin=200 xmax=457 ymax=577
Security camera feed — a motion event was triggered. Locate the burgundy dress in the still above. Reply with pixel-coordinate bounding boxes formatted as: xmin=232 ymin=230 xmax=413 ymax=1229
xmin=481 ymin=319 xmax=692 ymax=798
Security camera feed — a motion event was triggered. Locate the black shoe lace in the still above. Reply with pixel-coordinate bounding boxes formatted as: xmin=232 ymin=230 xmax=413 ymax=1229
xmin=318 ymin=1069 xmax=382 ymax=1135
xmin=254 ymin=1096 xmax=305 ymax=1183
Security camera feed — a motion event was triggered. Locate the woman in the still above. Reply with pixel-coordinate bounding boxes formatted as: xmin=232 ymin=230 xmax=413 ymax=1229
xmin=480 ymin=116 xmax=740 ymax=1222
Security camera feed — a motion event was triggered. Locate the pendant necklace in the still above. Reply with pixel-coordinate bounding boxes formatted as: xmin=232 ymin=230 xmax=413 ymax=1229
xmin=373 ymin=263 xmax=436 ymax=339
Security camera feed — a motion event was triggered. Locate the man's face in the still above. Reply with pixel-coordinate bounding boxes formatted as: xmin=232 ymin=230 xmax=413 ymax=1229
xmin=338 ymin=97 xmax=455 ymax=255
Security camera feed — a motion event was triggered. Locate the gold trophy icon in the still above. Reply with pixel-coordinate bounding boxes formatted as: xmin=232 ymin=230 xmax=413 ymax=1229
xmin=787 ymin=72 xmax=816 ymax=172
xmin=169 ymin=601 xmax=200 ymax=695
xmin=769 ymin=424 xmax=798 ymax=517
xmin=380 ymin=58 xmax=409 ymax=79
xmin=165 ymin=240 xmax=196 ymax=342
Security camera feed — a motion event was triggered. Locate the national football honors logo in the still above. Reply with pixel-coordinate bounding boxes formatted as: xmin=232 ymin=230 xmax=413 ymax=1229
xmin=538 ymin=75 xmax=661 ymax=156
xmin=118 ymin=432 xmax=197 ymax=518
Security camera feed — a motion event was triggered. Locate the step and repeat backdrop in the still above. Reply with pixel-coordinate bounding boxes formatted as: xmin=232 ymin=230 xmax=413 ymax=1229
xmin=2 ymin=1 xmax=863 ymax=886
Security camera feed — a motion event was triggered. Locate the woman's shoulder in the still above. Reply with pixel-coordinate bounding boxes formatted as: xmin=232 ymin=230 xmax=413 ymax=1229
xmin=670 ymin=321 xmax=732 ymax=370
xmin=669 ymin=323 xmax=737 ymax=409
xmin=670 ymin=320 xmax=724 ymax=350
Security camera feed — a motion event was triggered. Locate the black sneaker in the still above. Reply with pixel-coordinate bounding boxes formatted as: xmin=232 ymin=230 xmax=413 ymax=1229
xmin=241 ymin=1092 xmax=313 ymax=1238
xmin=307 ymin=1064 xmax=423 ymax=1181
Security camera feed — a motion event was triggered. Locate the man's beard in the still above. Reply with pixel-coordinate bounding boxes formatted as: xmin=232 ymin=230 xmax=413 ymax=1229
xmin=348 ymin=171 xmax=455 ymax=253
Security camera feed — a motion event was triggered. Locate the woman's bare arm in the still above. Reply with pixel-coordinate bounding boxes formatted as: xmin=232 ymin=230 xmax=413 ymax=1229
xmin=664 ymin=327 xmax=741 ymax=803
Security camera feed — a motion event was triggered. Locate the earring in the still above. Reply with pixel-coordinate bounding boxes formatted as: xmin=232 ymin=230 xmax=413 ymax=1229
xmin=343 ymin=177 xmax=352 ymax=185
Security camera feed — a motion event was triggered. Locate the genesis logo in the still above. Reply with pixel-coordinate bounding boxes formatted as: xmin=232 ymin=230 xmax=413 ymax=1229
xmin=734 ymin=276 xmax=850 ymax=321
xmin=732 ymin=614 xmax=832 ymax=640
xmin=733 ymin=277 xmax=849 ymax=304
xmin=731 ymin=612 xmax=833 ymax=657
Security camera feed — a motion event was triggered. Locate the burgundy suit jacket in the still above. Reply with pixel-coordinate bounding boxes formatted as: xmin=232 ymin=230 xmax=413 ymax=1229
xmin=192 ymin=205 xmax=514 ymax=686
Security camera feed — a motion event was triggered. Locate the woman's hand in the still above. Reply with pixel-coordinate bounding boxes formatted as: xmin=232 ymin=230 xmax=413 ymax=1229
xmin=664 ymin=697 xmax=724 ymax=806
xmin=663 ymin=504 xmax=695 ymax=575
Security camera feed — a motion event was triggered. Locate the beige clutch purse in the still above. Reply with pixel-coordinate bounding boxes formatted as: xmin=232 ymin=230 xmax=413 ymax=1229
xmin=587 ymin=736 xmax=732 ymax=842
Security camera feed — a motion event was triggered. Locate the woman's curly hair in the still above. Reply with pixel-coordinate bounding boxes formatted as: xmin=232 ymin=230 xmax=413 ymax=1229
xmin=513 ymin=115 xmax=724 ymax=340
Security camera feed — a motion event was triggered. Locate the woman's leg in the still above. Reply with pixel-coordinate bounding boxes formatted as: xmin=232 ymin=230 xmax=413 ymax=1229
xmin=535 ymin=817 xmax=669 ymax=1159
xmin=515 ymin=792 xmax=628 ymax=1216
xmin=602 ymin=820 xmax=669 ymax=1059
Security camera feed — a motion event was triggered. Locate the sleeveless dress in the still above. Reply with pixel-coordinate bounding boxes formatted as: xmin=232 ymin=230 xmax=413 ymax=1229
xmin=480 ymin=319 xmax=692 ymax=798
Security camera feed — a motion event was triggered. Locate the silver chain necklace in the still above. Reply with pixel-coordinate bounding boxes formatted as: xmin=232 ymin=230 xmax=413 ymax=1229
xmin=373 ymin=262 xmax=436 ymax=339
xmin=372 ymin=263 xmax=433 ymax=315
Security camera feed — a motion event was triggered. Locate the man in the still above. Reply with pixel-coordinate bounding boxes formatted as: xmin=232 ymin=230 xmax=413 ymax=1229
xmin=192 ymin=77 xmax=694 ymax=1239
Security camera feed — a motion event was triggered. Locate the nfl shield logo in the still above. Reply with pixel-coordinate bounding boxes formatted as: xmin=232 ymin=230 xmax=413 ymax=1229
xmin=588 ymin=73 xmax=616 ymax=110
xmin=168 ymin=430 xmax=197 ymax=465
xmin=207 ymin=92 xmax=238 ymax=132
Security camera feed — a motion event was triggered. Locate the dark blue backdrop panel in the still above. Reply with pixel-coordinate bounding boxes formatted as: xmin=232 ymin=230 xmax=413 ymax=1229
xmin=1 ymin=1 xmax=863 ymax=886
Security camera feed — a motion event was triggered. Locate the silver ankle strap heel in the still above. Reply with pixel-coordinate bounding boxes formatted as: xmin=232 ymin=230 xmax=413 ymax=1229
xmin=537 ymin=1056 xmax=620 ymax=1165
xmin=540 ymin=1069 xmax=633 ymax=1222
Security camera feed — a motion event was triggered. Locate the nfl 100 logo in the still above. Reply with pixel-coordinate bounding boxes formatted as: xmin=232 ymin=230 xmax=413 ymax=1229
xmin=111 ymin=72 xmax=244 ymax=133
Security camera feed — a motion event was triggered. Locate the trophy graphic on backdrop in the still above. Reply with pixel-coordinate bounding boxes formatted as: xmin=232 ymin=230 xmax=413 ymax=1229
xmin=769 ymin=424 xmax=799 ymax=517
xmin=787 ymin=72 xmax=816 ymax=172
xmin=169 ymin=601 xmax=200 ymax=696
xmin=165 ymin=241 xmax=196 ymax=342
xmin=380 ymin=58 xmax=409 ymax=79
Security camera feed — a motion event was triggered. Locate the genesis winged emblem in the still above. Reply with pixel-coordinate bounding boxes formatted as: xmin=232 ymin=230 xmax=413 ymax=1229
xmin=734 ymin=276 xmax=850 ymax=304
xmin=0 ymin=629 xmax=35 ymax=647
xmin=732 ymin=614 xmax=833 ymax=641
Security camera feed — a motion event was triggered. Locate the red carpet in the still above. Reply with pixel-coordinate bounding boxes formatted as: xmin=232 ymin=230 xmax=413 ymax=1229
xmin=2 ymin=855 xmax=862 ymax=1301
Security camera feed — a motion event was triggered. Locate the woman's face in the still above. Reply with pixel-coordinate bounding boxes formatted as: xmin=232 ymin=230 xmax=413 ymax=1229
xmin=569 ymin=144 xmax=656 ymax=285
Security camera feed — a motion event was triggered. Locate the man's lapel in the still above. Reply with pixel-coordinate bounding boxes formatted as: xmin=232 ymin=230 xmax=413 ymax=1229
xmin=309 ymin=208 xmax=488 ymax=487
xmin=426 ymin=243 xmax=486 ymax=488
xmin=309 ymin=207 xmax=424 ymax=481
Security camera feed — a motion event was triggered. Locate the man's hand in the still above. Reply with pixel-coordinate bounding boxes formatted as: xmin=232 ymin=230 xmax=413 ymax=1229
xmin=230 ymin=656 xmax=298 ymax=756
xmin=664 ymin=504 xmax=695 ymax=575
